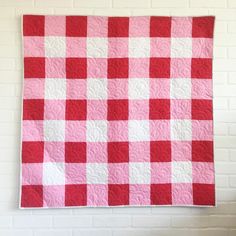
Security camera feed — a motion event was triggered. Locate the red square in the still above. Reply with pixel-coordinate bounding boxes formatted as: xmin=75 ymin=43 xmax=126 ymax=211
xmin=66 ymin=16 xmax=87 ymax=37
xmin=192 ymin=99 xmax=212 ymax=120
xmin=108 ymin=58 xmax=128 ymax=79
xmin=151 ymin=141 xmax=171 ymax=162
xmin=66 ymin=100 xmax=87 ymax=120
xmin=193 ymin=183 xmax=215 ymax=205
xmin=65 ymin=184 xmax=87 ymax=206
xmin=65 ymin=142 xmax=86 ymax=163
xmin=192 ymin=141 xmax=213 ymax=162
xmin=108 ymin=184 xmax=129 ymax=205
xmin=23 ymin=99 xmax=44 ymax=120
xmin=24 ymin=57 xmax=45 ymax=78
xmin=150 ymin=17 xmax=171 ymax=37
xmin=192 ymin=17 xmax=215 ymax=38
xmin=23 ymin=15 xmax=45 ymax=36
xmin=66 ymin=58 xmax=87 ymax=79
xmin=108 ymin=142 xmax=129 ymax=163
xmin=151 ymin=184 xmax=172 ymax=205
xmin=191 ymin=58 xmax=212 ymax=79
xmin=108 ymin=17 xmax=129 ymax=37
xmin=149 ymin=99 xmax=170 ymax=119
xmin=22 ymin=141 xmax=44 ymax=163
xmin=150 ymin=58 xmax=170 ymax=78
xmin=108 ymin=99 xmax=128 ymax=120
xmin=21 ymin=185 xmax=43 ymax=207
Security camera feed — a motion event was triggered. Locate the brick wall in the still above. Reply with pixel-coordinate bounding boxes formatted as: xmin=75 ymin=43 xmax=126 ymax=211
xmin=0 ymin=0 xmax=236 ymax=235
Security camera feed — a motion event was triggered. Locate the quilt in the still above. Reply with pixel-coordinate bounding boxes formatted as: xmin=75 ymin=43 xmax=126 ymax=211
xmin=20 ymin=15 xmax=215 ymax=208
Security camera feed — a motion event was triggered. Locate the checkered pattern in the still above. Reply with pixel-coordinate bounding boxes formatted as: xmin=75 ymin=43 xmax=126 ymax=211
xmin=21 ymin=15 xmax=215 ymax=208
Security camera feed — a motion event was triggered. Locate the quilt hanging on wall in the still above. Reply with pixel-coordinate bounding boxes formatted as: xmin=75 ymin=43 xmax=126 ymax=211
xmin=20 ymin=15 xmax=215 ymax=208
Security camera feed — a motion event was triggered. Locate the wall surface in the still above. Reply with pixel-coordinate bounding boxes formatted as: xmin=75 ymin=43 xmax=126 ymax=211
xmin=0 ymin=0 xmax=236 ymax=235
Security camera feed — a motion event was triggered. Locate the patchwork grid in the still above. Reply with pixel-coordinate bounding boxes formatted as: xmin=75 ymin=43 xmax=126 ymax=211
xmin=21 ymin=15 xmax=215 ymax=207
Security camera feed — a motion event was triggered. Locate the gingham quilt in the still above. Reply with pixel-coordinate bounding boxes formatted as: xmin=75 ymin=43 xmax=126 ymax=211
xmin=20 ymin=15 xmax=215 ymax=208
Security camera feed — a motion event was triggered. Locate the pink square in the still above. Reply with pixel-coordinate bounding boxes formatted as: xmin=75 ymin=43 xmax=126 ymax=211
xmin=43 ymin=185 xmax=65 ymax=207
xmin=192 ymin=79 xmax=212 ymax=99
xmin=108 ymin=79 xmax=128 ymax=99
xmin=171 ymin=99 xmax=191 ymax=119
xmin=108 ymin=163 xmax=129 ymax=184
xmin=150 ymin=38 xmax=170 ymax=57
xmin=87 ymin=184 xmax=108 ymax=206
xmin=87 ymin=58 xmax=107 ymax=78
xmin=171 ymin=141 xmax=192 ymax=161
xmin=65 ymin=163 xmax=86 ymax=184
xmin=150 ymin=120 xmax=170 ymax=141
xmin=66 ymin=79 xmax=86 ymax=99
xmin=87 ymin=16 xmax=108 ymax=37
xmin=150 ymin=79 xmax=170 ymax=99
xmin=45 ymin=16 xmax=66 ymax=36
xmin=44 ymin=100 xmax=65 ymax=120
xmin=130 ymin=184 xmax=150 ymax=205
xmin=129 ymin=17 xmax=150 ymax=37
xmin=129 ymin=142 xmax=150 ymax=162
xmin=44 ymin=142 xmax=65 ymax=162
xmin=65 ymin=121 xmax=86 ymax=142
xmin=151 ymin=163 xmax=171 ymax=183
xmin=192 ymin=120 xmax=213 ymax=141
xmin=172 ymin=183 xmax=193 ymax=205
xmin=192 ymin=38 xmax=213 ymax=58
xmin=171 ymin=59 xmax=191 ymax=78
xmin=24 ymin=37 xmax=44 ymax=57
xmin=129 ymin=58 xmax=149 ymax=78
xmin=22 ymin=121 xmax=43 ymax=141
xmin=87 ymin=142 xmax=107 ymax=163
xmin=87 ymin=100 xmax=107 ymax=120
xmin=192 ymin=162 xmax=214 ymax=184
xmin=108 ymin=38 xmax=128 ymax=58
xmin=66 ymin=37 xmax=86 ymax=58
xmin=171 ymin=17 xmax=192 ymax=37
xmin=129 ymin=100 xmax=149 ymax=120
xmin=46 ymin=58 xmax=65 ymax=78
xmin=108 ymin=121 xmax=128 ymax=142
xmin=22 ymin=163 xmax=42 ymax=185
xmin=24 ymin=79 xmax=45 ymax=99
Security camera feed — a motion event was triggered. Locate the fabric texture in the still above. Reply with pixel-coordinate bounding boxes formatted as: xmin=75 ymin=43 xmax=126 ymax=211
xmin=21 ymin=15 xmax=215 ymax=208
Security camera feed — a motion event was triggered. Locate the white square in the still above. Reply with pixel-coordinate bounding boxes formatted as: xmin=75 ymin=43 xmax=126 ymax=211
xmin=171 ymin=38 xmax=192 ymax=58
xmin=86 ymin=163 xmax=108 ymax=184
xmin=87 ymin=37 xmax=108 ymax=58
xmin=45 ymin=36 xmax=66 ymax=57
xmin=129 ymin=38 xmax=150 ymax=58
xmin=170 ymin=78 xmax=191 ymax=99
xmin=86 ymin=120 xmax=107 ymax=142
xmin=44 ymin=120 xmax=65 ymax=141
xmin=129 ymin=78 xmax=149 ymax=99
xmin=129 ymin=162 xmax=151 ymax=184
xmin=171 ymin=120 xmax=192 ymax=141
xmin=129 ymin=120 xmax=150 ymax=141
xmin=87 ymin=78 xmax=107 ymax=99
xmin=172 ymin=161 xmax=192 ymax=183
xmin=43 ymin=162 xmax=65 ymax=185
xmin=45 ymin=79 xmax=66 ymax=100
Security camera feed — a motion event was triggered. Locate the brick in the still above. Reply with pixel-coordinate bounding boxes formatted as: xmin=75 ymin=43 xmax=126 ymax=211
xmin=215 ymin=162 xmax=236 ymax=174
xmin=213 ymin=59 xmax=236 ymax=71
xmin=0 ymin=0 xmax=33 ymax=7
xmin=35 ymin=0 xmax=73 ymax=7
xmin=0 ymin=59 xmax=15 ymax=70
xmin=72 ymin=230 xmax=112 ymax=236
xmin=172 ymin=216 xmax=209 ymax=227
xmin=217 ymin=189 xmax=236 ymax=201
xmin=216 ymin=175 xmax=229 ymax=187
xmin=213 ymin=98 xmax=228 ymax=110
xmin=34 ymin=230 xmax=72 ymax=236
xmin=229 ymin=124 xmax=236 ymax=135
xmin=229 ymin=176 xmax=236 ymax=187
xmin=15 ymin=7 xmax=54 ymax=16
xmin=228 ymin=47 xmax=236 ymax=58
xmin=229 ymin=72 xmax=236 ymax=84
xmin=74 ymin=0 xmax=111 ymax=8
xmin=93 ymin=216 xmax=131 ymax=227
xmin=190 ymin=0 xmax=226 ymax=8
xmin=13 ymin=216 xmax=52 ymax=228
xmin=152 ymin=0 xmax=189 ymax=8
xmin=209 ymin=216 xmax=236 ymax=227
xmin=132 ymin=216 xmax=171 ymax=227
xmin=215 ymin=111 xmax=236 ymax=122
xmin=228 ymin=0 xmax=236 ymax=8
xmin=215 ymin=136 xmax=236 ymax=148
xmin=214 ymin=123 xmax=228 ymax=135
xmin=93 ymin=9 xmax=131 ymax=16
xmin=170 ymin=8 xmax=208 ymax=16
xmin=215 ymin=149 xmax=229 ymax=161
xmin=230 ymin=150 xmax=236 ymax=161
xmin=53 ymin=216 xmax=92 ymax=227
xmin=0 ymin=216 xmax=12 ymax=227
xmin=113 ymin=0 xmax=151 ymax=8
xmin=0 ymin=230 xmax=32 ymax=236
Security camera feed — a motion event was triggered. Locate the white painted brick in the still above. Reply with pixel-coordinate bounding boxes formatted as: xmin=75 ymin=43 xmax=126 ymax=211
xmin=131 ymin=9 xmax=170 ymax=16
xmin=15 ymin=7 xmax=54 ymax=16
xmin=172 ymin=216 xmax=209 ymax=227
xmin=229 ymin=72 xmax=236 ymax=84
xmin=190 ymin=0 xmax=227 ymax=8
xmin=34 ymin=230 xmax=72 ymax=236
xmin=217 ymin=189 xmax=236 ymax=201
xmin=230 ymin=150 xmax=236 ymax=161
xmin=214 ymin=85 xmax=236 ymax=96
xmin=229 ymin=230 xmax=236 ymax=236
xmin=216 ymin=175 xmax=229 ymax=187
xmin=214 ymin=123 xmax=228 ymax=135
xmin=53 ymin=216 xmax=92 ymax=227
xmin=113 ymin=229 xmax=170 ymax=236
xmin=13 ymin=216 xmax=52 ymax=228
xmin=214 ymin=59 xmax=236 ymax=71
xmin=215 ymin=34 xmax=236 ymax=46
xmin=54 ymin=8 xmax=93 ymax=15
xmin=210 ymin=9 xmax=236 ymax=20
xmin=209 ymin=216 xmax=236 ymax=227
xmin=214 ymin=21 xmax=227 ymax=33
xmin=0 ymin=85 xmax=15 ymax=96
xmin=93 ymin=216 xmax=131 ymax=227
xmin=228 ymin=22 xmax=236 ymax=33
xmin=0 ymin=19 xmax=18 ymax=31
xmin=213 ymin=98 xmax=228 ymax=110
xmin=214 ymin=46 xmax=227 ymax=58
xmin=74 ymin=0 xmax=112 ymax=8
xmin=0 ymin=230 xmax=32 ymax=236
xmin=215 ymin=162 xmax=236 ymax=174
xmin=170 ymin=8 xmax=208 ymax=16
xmin=114 ymin=0 xmax=151 ymax=8
xmin=0 ymin=216 xmax=12 ymax=227
xmin=228 ymin=47 xmax=236 ymax=59
xmin=215 ymin=136 xmax=236 ymax=148
xmin=0 ymin=0 xmax=33 ymax=7
xmin=0 ymin=110 xmax=14 ymax=122
xmin=213 ymin=72 xmax=227 ymax=85
xmin=72 ymin=230 xmax=112 ymax=236
xmin=93 ymin=9 xmax=131 ymax=16
xmin=215 ymin=149 xmax=229 ymax=161
xmin=35 ymin=0 xmax=73 ymax=8
xmin=0 ymin=7 xmax=15 ymax=18
xmin=0 ymin=32 xmax=15 ymax=45
xmin=229 ymin=176 xmax=236 ymax=187
xmin=132 ymin=216 xmax=171 ymax=227
xmin=229 ymin=124 xmax=236 ymax=135
xmin=152 ymin=0 xmax=189 ymax=8
xmin=151 ymin=207 xmax=192 ymax=215
xmin=73 ymin=208 xmax=112 ymax=215
xmin=0 ymin=59 xmax=15 ymax=70
xmin=112 ymin=207 xmax=151 ymax=214
xmin=215 ymin=111 xmax=236 ymax=122
xmin=228 ymin=0 xmax=236 ymax=8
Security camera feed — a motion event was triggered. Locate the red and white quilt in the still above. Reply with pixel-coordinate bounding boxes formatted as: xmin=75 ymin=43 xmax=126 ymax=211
xmin=21 ymin=15 xmax=215 ymax=208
